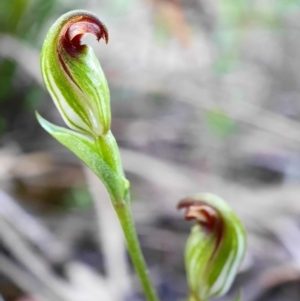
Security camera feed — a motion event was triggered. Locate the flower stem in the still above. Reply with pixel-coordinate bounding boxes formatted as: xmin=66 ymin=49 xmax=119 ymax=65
xmin=114 ymin=201 xmax=160 ymax=301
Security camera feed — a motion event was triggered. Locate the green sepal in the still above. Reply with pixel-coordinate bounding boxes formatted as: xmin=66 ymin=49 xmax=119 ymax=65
xmin=186 ymin=225 xmax=215 ymax=299
xmin=36 ymin=112 xmax=128 ymax=204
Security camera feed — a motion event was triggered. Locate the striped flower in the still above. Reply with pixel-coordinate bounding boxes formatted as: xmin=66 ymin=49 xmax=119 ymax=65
xmin=41 ymin=10 xmax=110 ymax=138
xmin=178 ymin=193 xmax=246 ymax=301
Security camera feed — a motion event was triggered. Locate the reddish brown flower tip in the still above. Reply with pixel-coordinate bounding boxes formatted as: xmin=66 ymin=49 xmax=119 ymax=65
xmin=59 ymin=12 xmax=109 ymax=57
xmin=178 ymin=198 xmax=219 ymax=232
xmin=178 ymin=197 xmax=224 ymax=252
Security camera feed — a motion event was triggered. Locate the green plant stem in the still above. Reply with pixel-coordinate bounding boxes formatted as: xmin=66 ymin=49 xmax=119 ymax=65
xmin=114 ymin=201 xmax=160 ymax=301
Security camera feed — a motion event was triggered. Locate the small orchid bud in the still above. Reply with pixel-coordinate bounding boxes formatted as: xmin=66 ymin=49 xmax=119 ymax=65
xmin=41 ymin=10 xmax=110 ymax=137
xmin=178 ymin=193 xmax=246 ymax=301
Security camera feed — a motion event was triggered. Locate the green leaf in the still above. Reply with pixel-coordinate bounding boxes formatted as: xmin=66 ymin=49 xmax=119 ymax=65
xmin=64 ymin=187 xmax=93 ymax=209
xmin=205 ymin=109 xmax=236 ymax=138
xmin=36 ymin=112 xmax=127 ymax=204
xmin=218 ymin=0 xmax=249 ymax=27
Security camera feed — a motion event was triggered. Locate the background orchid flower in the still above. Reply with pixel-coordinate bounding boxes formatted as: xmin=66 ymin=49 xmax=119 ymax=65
xmin=178 ymin=193 xmax=246 ymax=301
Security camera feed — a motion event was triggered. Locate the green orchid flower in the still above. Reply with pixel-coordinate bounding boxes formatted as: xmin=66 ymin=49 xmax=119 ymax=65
xmin=40 ymin=10 xmax=110 ymax=137
xmin=37 ymin=10 xmax=128 ymax=204
xmin=178 ymin=193 xmax=246 ymax=301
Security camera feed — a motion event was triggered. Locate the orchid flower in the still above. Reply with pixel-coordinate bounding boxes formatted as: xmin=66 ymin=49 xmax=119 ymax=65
xmin=179 ymin=193 xmax=246 ymax=301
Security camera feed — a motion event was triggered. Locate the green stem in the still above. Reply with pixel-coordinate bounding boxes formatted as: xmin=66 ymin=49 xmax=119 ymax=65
xmin=114 ymin=201 xmax=160 ymax=301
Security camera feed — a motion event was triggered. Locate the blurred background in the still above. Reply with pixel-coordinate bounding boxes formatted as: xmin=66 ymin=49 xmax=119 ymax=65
xmin=1 ymin=0 xmax=300 ymax=300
